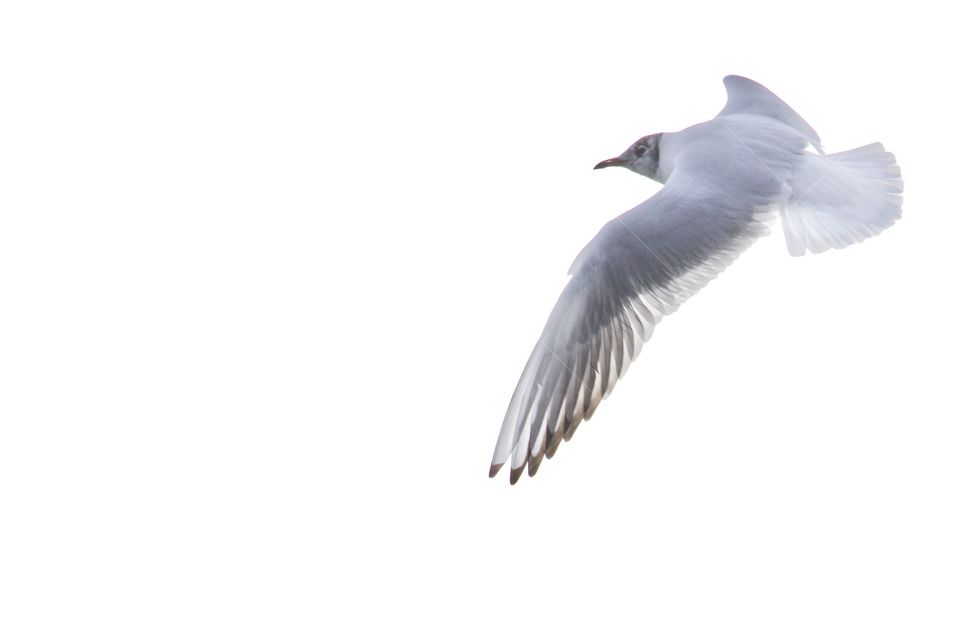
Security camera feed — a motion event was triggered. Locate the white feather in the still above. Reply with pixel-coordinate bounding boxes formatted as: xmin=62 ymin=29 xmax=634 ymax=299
xmin=782 ymin=143 xmax=903 ymax=256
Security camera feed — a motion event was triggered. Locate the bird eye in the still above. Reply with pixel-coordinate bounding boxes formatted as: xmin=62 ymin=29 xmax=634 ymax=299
xmin=634 ymin=145 xmax=647 ymax=156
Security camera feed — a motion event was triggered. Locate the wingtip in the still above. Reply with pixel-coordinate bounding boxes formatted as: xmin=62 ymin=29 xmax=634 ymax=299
xmin=528 ymin=453 xmax=544 ymax=477
xmin=488 ymin=462 xmax=503 ymax=478
xmin=545 ymin=439 xmax=561 ymax=459
xmin=545 ymin=427 xmax=564 ymax=459
xmin=723 ymin=74 xmax=754 ymax=87
xmin=562 ymin=421 xmax=580 ymax=442
xmin=509 ymin=466 xmax=524 ymax=485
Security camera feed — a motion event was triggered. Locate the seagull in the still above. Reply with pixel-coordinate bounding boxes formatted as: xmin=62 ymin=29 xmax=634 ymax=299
xmin=490 ymin=75 xmax=903 ymax=484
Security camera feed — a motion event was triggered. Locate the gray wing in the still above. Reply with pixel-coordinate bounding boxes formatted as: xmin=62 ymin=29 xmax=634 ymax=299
xmin=718 ymin=75 xmax=823 ymax=152
xmin=490 ymin=166 xmax=784 ymax=484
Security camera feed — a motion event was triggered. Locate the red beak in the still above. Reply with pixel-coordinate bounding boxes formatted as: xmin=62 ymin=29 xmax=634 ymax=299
xmin=593 ymin=156 xmax=627 ymax=170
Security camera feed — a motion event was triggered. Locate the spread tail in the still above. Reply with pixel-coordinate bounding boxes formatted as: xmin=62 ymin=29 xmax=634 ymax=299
xmin=781 ymin=143 xmax=903 ymax=256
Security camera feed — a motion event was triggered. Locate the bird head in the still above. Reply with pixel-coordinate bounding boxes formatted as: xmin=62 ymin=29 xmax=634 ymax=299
xmin=594 ymin=133 xmax=663 ymax=181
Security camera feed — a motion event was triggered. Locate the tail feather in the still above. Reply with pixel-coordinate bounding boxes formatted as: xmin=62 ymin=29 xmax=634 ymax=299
xmin=781 ymin=143 xmax=903 ymax=256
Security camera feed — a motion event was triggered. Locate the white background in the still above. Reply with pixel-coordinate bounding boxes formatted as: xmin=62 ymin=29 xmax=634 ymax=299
xmin=1 ymin=1 xmax=958 ymax=638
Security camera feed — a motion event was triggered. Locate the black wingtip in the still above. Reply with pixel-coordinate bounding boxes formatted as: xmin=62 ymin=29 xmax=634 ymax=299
xmin=545 ymin=440 xmax=561 ymax=459
xmin=488 ymin=463 xmax=503 ymax=478
xmin=528 ymin=453 xmax=544 ymax=477
xmin=509 ymin=466 xmax=524 ymax=485
xmin=545 ymin=428 xmax=564 ymax=459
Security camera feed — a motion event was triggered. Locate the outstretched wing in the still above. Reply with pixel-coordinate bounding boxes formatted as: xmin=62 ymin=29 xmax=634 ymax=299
xmin=718 ymin=75 xmax=823 ymax=153
xmin=490 ymin=164 xmax=785 ymax=484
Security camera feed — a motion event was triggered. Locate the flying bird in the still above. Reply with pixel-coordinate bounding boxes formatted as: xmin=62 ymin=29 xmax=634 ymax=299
xmin=490 ymin=75 xmax=903 ymax=484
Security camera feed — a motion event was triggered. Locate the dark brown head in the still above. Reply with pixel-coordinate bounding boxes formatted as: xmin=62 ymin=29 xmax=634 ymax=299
xmin=594 ymin=133 xmax=663 ymax=181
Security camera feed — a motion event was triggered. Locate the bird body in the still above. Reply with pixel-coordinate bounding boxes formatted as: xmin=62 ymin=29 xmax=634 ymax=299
xmin=490 ymin=76 xmax=903 ymax=484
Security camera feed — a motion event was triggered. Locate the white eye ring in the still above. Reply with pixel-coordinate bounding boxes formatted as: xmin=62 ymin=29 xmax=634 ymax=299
xmin=634 ymin=145 xmax=647 ymax=156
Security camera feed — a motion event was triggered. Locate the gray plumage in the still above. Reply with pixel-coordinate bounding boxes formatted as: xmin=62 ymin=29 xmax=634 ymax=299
xmin=490 ymin=76 xmax=902 ymax=484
